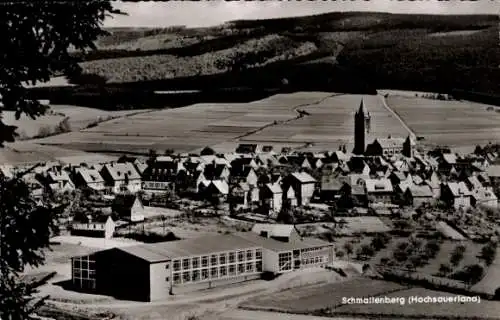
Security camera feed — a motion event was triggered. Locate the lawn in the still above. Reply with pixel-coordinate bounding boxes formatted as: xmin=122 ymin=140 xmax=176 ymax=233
xmin=386 ymin=96 xmax=500 ymax=149
xmin=34 ymin=92 xmax=409 ymax=154
xmin=333 ymin=287 xmax=500 ymax=319
xmin=239 ymin=278 xmax=408 ymax=313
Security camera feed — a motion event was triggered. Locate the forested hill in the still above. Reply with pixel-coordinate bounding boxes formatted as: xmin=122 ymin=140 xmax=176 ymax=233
xmin=67 ymin=12 xmax=499 ymax=95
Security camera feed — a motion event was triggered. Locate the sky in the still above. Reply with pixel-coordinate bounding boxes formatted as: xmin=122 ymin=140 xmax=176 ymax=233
xmin=104 ymin=0 xmax=499 ymax=28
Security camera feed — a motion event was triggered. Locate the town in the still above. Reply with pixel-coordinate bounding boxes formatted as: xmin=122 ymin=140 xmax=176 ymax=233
xmin=5 ymin=99 xmax=500 ymax=320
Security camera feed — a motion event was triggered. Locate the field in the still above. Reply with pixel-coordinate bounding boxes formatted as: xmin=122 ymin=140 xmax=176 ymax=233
xmin=32 ymin=93 xmax=409 ymax=154
xmin=386 ymin=96 xmax=500 ymax=150
xmin=333 ymin=287 xmax=500 ymax=319
xmin=2 ymin=105 xmax=149 ymax=139
xmin=0 ymin=141 xmax=116 ymax=165
xmin=239 ymin=278 xmax=408 ymax=313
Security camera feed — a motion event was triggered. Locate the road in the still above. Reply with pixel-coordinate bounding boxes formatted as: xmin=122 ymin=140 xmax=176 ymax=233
xmin=208 ymin=309 xmax=366 ymax=320
xmin=377 ymin=93 xmax=417 ymax=141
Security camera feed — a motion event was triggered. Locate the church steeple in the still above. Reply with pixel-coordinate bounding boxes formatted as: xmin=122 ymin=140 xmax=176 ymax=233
xmin=353 ymin=98 xmax=367 ymax=155
xmin=357 ymin=99 xmax=366 ymax=115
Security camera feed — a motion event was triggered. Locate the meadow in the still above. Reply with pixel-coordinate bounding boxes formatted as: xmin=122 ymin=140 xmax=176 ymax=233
xmin=386 ymin=96 xmax=500 ymax=149
xmin=332 ymin=287 xmax=500 ymax=319
xmin=32 ymin=93 xmax=409 ymax=154
xmin=2 ymin=105 xmax=148 ymax=139
xmin=239 ymin=278 xmax=409 ymax=313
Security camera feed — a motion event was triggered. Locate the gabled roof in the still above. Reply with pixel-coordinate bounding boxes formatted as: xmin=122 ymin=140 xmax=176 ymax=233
xmin=406 ymin=184 xmax=433 ymax=198
xmin=76 ymin=168 xmax=104 ymax=184
xmin=252 ymin=223 xmax=295 ymax=238
xmin=446 ymin=182 xmax=472 ymax=197
xmin=210 ymin=180 xmax=229 ymax=195
xmin=203 ymin=163 xmax=228 ymax=180
xmin=265 ymin=182 xmax=282 ymax=194
xmin=48 ymin=170 xmax=71 ymax=182
xmin=467 ymin=176 xmax=484 ymax=190
xmin=115 ymin=233 xmax=260 ymax=263
xmin=103 ymin=163 xmax=141 ymax=181
xmin=365 ymin=179 xmax=393 ymax=193
xmin=472 ymin=188 xmax=497 ymax=201
xmin=377 ymin=138 xmax=405 ymax=149
xmin=291 ymin=172 xmax=316 ymax=183
xmin=442 ymin=153 xmax=457 ymax=165
xmin=321 ymin=175 xmax=344 ymax=191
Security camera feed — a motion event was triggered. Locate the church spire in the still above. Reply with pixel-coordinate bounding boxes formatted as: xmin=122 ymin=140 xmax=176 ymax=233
xmin=357 ymin=99 xmax=366 ymax=115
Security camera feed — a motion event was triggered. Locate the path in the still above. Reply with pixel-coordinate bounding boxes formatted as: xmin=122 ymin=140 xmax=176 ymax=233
xmin=207 ymin=309 xmax=365 ymax=320
xmin=377 ymin=93 xmax=416 ymax=141
xmin=46 ymin=268 xmax=338 ymax=310
xmin=233 ymin=93 xmax=343 ymax=141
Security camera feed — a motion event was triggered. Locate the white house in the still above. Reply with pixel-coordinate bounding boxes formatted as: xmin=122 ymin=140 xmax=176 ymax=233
xmin=100 ymin=163 xmax=142 ymax=194
xmin=46 ymin=169 xmax=75 ymax=193
xmin=441 ymin=182 xmax=472 ymax=210
xmin=71 ymin=215 xmax=116 ymax=239
xmin=112 ymin=194 xmax=145 ymax=222
xmin=365 ymin=178 xmax=393 ymax=204
xmin=260 ymin=183 xmax=283 ymax=214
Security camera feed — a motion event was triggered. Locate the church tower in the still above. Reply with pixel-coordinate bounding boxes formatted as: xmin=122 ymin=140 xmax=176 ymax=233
xmin=353 ymin=99 xmax=368 ymax=155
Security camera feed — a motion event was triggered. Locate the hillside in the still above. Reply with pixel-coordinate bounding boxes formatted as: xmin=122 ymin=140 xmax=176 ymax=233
xmin=66 ymin=12 xmax=499 ymax=98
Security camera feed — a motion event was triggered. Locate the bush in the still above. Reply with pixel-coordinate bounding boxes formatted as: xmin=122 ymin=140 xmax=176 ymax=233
xmin=480 ymin=242 xmax=497 ymax=266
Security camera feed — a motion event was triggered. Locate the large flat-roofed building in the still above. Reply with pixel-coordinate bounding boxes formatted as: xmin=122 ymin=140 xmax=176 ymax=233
xmin=71 ymin=225 xmax=334 ymax=301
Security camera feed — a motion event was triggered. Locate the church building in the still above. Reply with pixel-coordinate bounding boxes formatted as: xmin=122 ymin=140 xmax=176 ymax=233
xmin=353 ymin=98 xmax=414 ymax=158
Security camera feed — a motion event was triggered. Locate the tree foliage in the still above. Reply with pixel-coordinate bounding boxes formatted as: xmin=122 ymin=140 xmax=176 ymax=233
xmin=0 ymin=1 xmax=122 ymax=145
xmin=0 ymin=2 xmax=121 ymax=319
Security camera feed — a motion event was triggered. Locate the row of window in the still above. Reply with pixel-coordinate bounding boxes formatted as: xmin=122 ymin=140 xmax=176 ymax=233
xmin=172 ymin=249 xmax=262 ymax=272
xmin=302 ymin=256 xmax=325 ymax=265
xmin=144 ymin=181 xmax=170 ymax=189
xmin=301 ymin=247 xmax=325 ymax=253
xmin=172 ymin=261 xmax=262 ymax=284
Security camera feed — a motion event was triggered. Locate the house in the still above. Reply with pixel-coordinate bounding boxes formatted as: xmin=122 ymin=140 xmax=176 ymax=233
xmin=282 ymin=172 xmax=316 ymax=206
xmin=100 ymin=163 xmax=142 ymax=194
xmin=251 ymin=224 xmax=300 ymax=242
xmin=229 ymin=182 xmax=251 ymax=210
xmin=74 ymin=168 xmax=105 ymax=191
xmin=365 ymin=178 xmax=393 ymax=204
xmin=230 ymin=165 xmax=258 ymax=187
xmin=365 ymin=137 xmax=405 ymax=157
xmin=112 ymin=194 xmax=145 ymax=222
xmin=203 ymin=180 xmax=229 ymax=203
xmin=471 ymin=188 xmax=498 ymax=209
xmin=438 ymin=153 xmax=458 ymax=175
xmin=389 ymin=171 xmax=409 ymax=187
xmin=440 ymin=182 xmax=472 ymax=210
xmin=203 ymin=163 xmax=230 ymax=181
xmin=403 ymin=185 xmax=435 ymax=207
xmin=320 ymin=174 xmax=347 ymax=202
xmin=425 ymin=171 xmax=442 ymax=199
xmin=259 ymin=183 xmax=283 ymax=214
xmin=71 ymin=215 xmax=116 ymax=239
xmin=141 ymin=158 xmax=184 ymax=193
xmin=45 ymin=169 xmax=75 ymax=193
